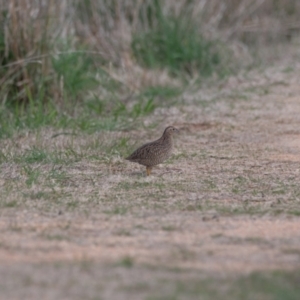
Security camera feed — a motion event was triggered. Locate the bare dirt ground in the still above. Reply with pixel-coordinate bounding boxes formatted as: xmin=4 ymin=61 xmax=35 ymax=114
xmin=1 ymin=54 xmax=300 ymax=299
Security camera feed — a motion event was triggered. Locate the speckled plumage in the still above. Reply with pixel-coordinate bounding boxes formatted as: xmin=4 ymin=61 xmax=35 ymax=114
xmin=126 ymin=126 xmax=179 ymax=175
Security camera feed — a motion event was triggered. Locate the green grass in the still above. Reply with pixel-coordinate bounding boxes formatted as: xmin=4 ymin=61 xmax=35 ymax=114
xmin=142 ymin=86 xmax=182 ymax=98
xmin=51 ymin=48 xmax=99 ymax=99
xmin=22 ymin=165 xmax=41 ymax=187
xmin=0 ymin=84 xmax=172 ymax=139
xmin=117 ymin=256 xmax=135 ymax=268
xmin=131 ymin=0 xmax=223 ymax=77
xmin=22 ymin=148 xmax=48 ymax=164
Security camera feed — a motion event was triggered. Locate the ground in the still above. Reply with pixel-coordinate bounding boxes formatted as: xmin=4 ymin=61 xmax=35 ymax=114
xmin=1 ymin=55 xmax=300 ymax=299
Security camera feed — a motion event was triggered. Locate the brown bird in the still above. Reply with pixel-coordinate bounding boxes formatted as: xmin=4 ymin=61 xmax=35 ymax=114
xmin=126 ymin=126 xmax=179 ymax=176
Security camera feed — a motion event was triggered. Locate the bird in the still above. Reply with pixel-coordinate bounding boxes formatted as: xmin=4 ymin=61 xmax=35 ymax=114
xmin=125 ymin=126 xmax=179 ymax=176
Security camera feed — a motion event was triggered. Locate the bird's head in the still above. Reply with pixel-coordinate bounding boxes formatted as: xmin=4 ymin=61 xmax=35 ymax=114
xmin=163 ymin=126 xmax=179 ymax=136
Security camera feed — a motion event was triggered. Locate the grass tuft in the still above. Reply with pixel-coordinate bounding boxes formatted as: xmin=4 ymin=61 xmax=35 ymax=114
xmin=131 ymin=1 xmax=222 ymax=77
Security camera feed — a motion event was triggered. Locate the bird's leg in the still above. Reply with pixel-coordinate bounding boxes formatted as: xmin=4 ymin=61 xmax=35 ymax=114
xmin=146 ymin=166 xmax=152 ymax=176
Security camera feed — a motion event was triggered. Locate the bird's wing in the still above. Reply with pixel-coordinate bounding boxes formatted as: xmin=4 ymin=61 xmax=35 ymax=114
xmin=126 ymin=141 xmax=156 ymax=160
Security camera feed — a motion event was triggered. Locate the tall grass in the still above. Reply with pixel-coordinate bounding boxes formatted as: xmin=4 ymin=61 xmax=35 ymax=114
xmin=0 ymin=0 xmax=299 ymax=136
xmin=131 ymin=0 xmax=222 ymax=77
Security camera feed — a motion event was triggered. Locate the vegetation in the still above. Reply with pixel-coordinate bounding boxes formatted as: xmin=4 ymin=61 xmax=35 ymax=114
xmin=1 ymin=1 xmax=300 ymax=299
xmin=131 ymin=0 xmax=222 ymax=77
xmin=1 ymin=0 xmax=300 ymax=137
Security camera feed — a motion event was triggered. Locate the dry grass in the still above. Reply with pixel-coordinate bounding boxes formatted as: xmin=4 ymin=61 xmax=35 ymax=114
xmin=1 ymin=49 xmax=300 ymax=298
xmin=1 ymin=0 xmax=300 ymax=102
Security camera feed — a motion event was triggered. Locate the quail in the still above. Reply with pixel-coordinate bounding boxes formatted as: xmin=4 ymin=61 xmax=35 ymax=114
xmin=126 ymin=126 xmax=179 ymax=176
